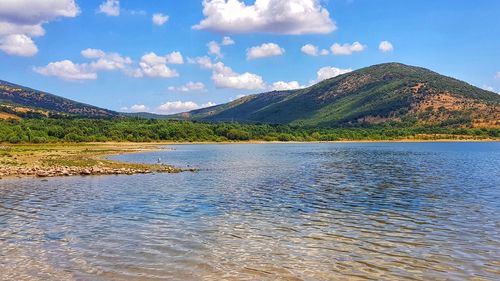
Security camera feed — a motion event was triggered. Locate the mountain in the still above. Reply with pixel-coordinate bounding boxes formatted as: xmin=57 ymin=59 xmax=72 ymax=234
xmin=173 ymin=63 xmax=500 ymax=128
xmin=0 ymin=80 xmax=118 ymax=119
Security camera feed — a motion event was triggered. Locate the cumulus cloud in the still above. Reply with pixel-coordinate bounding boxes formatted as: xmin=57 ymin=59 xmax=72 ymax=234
xmin=206 ymin=37 xmax=235 ymax=58
xmin=121 ymin=104 xmax=149 ymax=112
xmin=212 ymin=62 xmax=265 ymax=89
xmin=81 ymin=48 xmax=132 ymax=71
xmin=98 ymin=0 xmax=120 ymax=16
xmin=300 ymin=44 xmax=329 ymax=56
xmin=301 ymin=44 xmax=318 ymax=56
xmin=207 ymin=40 xmax=222 ymax=58
xmin=193 ymin=0 xmax=336 ymax=35
xmin=320 ymin=49 xmax=330 ymax=56
xmin=130 ymin=104 xmax=148 ymax=112
xmin=188 ymin=56 xmax=214 ymax=69
xmin=0 ymin=34 xmax=38 ymax=56
xmin=222 ymin=36 xmax=235 ymax=46
xmin=0 ymin=0 xmax=79 ymax=56
xmin=34 ymin=49 xmax=184 ymax=81
xmin=330 ymin=42 xmax=366 ymax=55
xmin=379 ymin=40 xmax=394 ymax=52
xmin=35 ymin=48 xmax=133 ymax=80
xmin=247 ymin=43 xmax=284 ymax=60
xmin=495 ymin=72 xmax=500 ymax=80
xmin=315 ymin=66 xmax=352 ymax=82
xmin=156 ymin=101 xmax=216 ymax=114
xmin=33 ymin=60 xmax=96 ymax=81
xmin=191 ymin=56 xmax=265 ymax=90
xmin=271 ymin=81 xmax=303 ymax=91
xmin=165 ymin=51 xmax=184 ymax=64
xmin=152 ymin=13 xmax=169 ymax=25
xmin=168 ymin=82 xmax=207 ymax=92
xmin=132 ymin=52 xmax=181 ymax=78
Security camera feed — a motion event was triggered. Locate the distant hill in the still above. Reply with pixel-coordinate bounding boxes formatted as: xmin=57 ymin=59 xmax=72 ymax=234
xmin=122 ymin=112 xmax=171 ymax=120
xmin=172 ymin=63 xmax=500 ymax=128
xmin=0 ymin=80 xmax=118 ymax=119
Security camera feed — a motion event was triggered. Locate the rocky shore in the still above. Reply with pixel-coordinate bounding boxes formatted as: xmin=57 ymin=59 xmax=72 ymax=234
xmin=0 ymin=143 xmax=201 ymax=180
xmin=0 ymin=164 xmax=191 ymax=179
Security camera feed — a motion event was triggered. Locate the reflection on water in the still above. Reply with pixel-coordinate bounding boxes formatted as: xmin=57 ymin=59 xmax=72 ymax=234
xmin=1 ymin=142 xmax=499 ymax=280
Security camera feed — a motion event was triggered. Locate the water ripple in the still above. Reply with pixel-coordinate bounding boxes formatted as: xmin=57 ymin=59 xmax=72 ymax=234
xmin=1 ymin=142 xmax=499 ymax=280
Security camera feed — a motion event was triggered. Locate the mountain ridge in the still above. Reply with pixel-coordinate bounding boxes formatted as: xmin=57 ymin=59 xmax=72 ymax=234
xmin=1 ymin=62 xmax=499 ymax=128
xmin=0 ymin=80 xmax=118 ymax=118
xmin=172 ymin=63 xmax=500 ymax=128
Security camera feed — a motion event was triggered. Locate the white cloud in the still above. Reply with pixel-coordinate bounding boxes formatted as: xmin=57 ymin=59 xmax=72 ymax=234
xmin=81 ymin=48 xmax=105 ymax=58
xmin=222 ymin=36 xmax=235 ymax=46
xmin=98 ymin=0 xmax=120 ymax=16
xmin=33 ymin=60 xmax=96 ymax=81
xmin=271 ymin=81 xmax=303 ymax=91
xmin=168 ymin=82 xmax=207 ymax=92
xmin=315 ymin=66 xmax=352 ymax=82
xmin=320 ymin=49 xmax=329 ymax=55
xmin=211 ymin=62 xmax=265 ymax=90
xmin=247 ymin=43 xmax=284 ymax=60
xmin=207 ymin=40 xmax=222 ymax=58
xmin=133 ymin=52 xmax=182 ymax=78
xmin=165 ymin=51 xmax=184 ymax=64
xmin=207 ymin=37 xmax=235 ymax=58
xmin=193 ymin=0 xmax=336 ymax=35
xmin=152 ymin=13 xmax=169 ymax=26
xmin=188 ymin=56 xmax=214 ymax=69
xmin=379 ymin=40 xmax=394 ymax=52
xmin=190 ymin=56 xmax=265 ymax=90
xmin=81 ymin=48 xmax=132 ymax=71
xmin=130 ymin=104 xmax=148 ymax=112
xmin=331 ymin=42 xmax=366 ymax=55
xmin=301 ymin=44 xmax=319 ymax=56
xmin=301 ymin=44 xmax=329 ymax=56
xmin=156 ymin=101 xmax=216 ymax=114
xmin=34 ymin=49 xmax=183 ymax=81
xmin=495 ymin=72 xmax=500 ymax=80
xmin=0 ymin=34 xmax=38 ymax=56
xmin=483 ymin=85 xmax=499 ymax=94
xmin=0 ymin=0 xmax=79 ymax=57
xmin=0 ymin=21 xmax=45 ymax=37
xmin=0 ymin=0 xmax=79 ymax=24
xmin=121 ymin=104 xmax=149 ymax=112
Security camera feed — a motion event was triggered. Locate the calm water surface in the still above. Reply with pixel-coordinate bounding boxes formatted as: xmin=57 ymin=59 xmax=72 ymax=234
xmin=1 ymin=142 xmax=499 ymax=280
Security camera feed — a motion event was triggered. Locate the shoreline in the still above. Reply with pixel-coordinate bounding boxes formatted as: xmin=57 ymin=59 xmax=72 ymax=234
xmin=0 ymin=143 xmax=192 ymax=180
xmin=155 ymin=139 xmax=499 ymax=145
xmin=1 ymin=139 xmax=497 ymax=180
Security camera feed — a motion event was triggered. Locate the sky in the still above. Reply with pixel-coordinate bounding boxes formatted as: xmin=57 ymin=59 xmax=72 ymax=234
xmin=1 ymin=0 xmax=499 ymax=114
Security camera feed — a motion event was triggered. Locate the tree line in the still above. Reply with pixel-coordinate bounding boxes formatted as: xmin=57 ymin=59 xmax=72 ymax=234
xmin=0 ymin=118 xmax=498 ymax=144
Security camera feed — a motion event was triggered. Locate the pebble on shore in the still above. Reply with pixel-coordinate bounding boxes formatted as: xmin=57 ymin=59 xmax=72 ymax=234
xmin=0 ymin=165 xmax=191 ymax=179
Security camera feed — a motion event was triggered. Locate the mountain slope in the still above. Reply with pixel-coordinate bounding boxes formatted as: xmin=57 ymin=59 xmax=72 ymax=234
xmin=174 ymin=63 xmax=500 ymax=128
xmin=0 ymin=80 xmax=118 ymax=118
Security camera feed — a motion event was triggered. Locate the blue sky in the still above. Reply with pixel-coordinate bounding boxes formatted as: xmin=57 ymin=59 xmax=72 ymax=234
xmin=1 ymin=0 xmax=499 ymax=114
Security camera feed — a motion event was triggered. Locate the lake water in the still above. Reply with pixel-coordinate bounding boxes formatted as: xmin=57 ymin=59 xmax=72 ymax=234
xmin=1 ymin=142 xmax=499 ymax=281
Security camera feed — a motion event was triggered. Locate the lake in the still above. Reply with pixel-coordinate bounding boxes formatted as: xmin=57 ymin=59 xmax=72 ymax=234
xmin=1 ymin=142 xmax=499 ymax=280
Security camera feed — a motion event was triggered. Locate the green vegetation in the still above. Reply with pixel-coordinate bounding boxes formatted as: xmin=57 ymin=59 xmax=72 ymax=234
xmin=175 ymin=63 xmax=500 ymax=127
xmin=0 ymin=118 xmax=498 ymax=144
xmin=0 ymin=63 xmax=498 ymax=146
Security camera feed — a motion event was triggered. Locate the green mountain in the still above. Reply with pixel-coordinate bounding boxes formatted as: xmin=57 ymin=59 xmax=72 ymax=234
xmin=0 ymin=80 xmax=118 ymax=119
xmin=173 ymin=63 xmax=500 ymax=128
